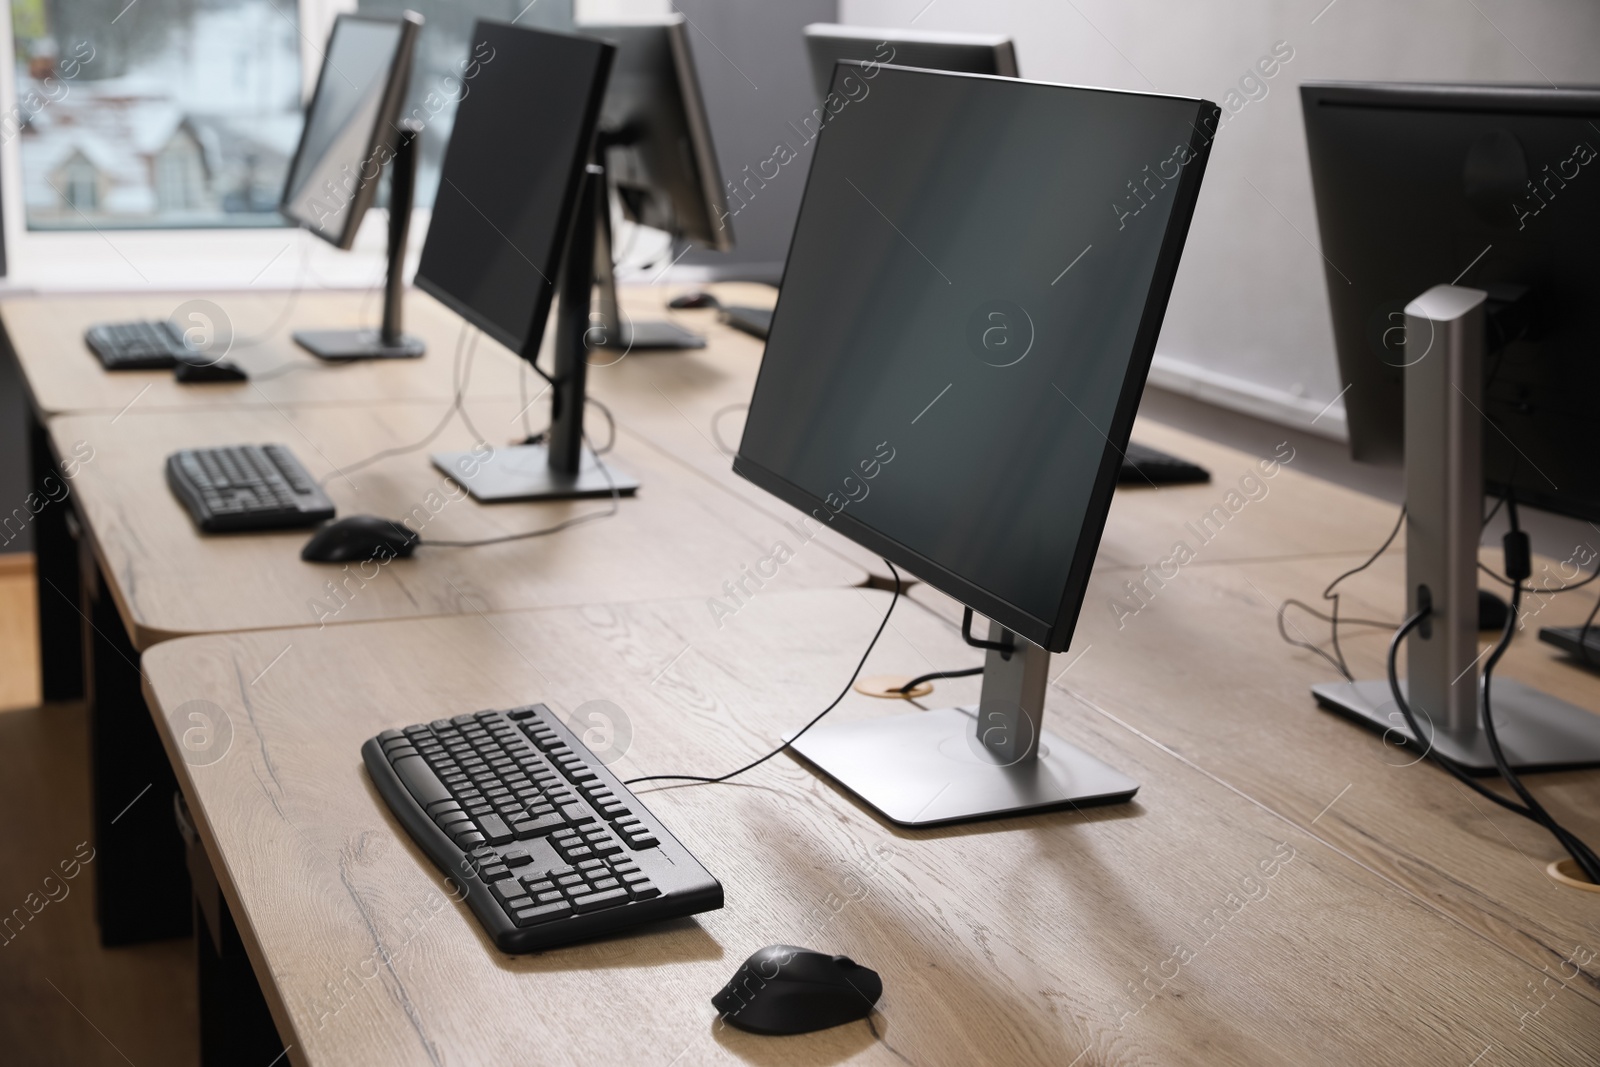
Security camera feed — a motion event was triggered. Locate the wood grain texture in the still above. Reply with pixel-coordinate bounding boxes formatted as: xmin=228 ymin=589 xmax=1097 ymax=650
xmin=1 ymin=283 xmax=774 ymax=416
xmin=0 ymin=555 xmax=40 ymax=710
xmin=139 ymin=589 xmax=1598 ymax=1067
xmin=907 ymin=544 xmax=1600 ymax=1003
xmin=49 ymin=396 xmax=864 ymax=649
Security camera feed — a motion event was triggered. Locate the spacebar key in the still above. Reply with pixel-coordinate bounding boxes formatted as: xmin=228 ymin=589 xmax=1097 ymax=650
xmin=392 ymin=755 xmax=453 ymax=808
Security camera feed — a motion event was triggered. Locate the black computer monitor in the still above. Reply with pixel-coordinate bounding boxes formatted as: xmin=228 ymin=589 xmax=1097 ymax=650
xmin=282 ymin=11 xmax=424 ymax=361
xmin=578 ymin=15 xmax=733 ymax=350
xmin=1301 ymin=81 xmax=1600 ymax=770
xmin=734 ymin=64 xmax=1218 ymax=825
xmin=1302 ymin=82 xmax=1600 ymax=519
xmin=417 ymin=21 xmax=636 ymax=502
xmin=803 ymin=23 xmax=1019 ymax=99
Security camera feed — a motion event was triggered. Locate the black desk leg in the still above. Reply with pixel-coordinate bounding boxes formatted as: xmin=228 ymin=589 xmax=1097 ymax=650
xmin=30 ymin=409 xmax=83 ymax=702
xmin=88 ymin=565 xmax=191 ymax=944
xmin=197 ymin=894 xmax=285 ymax=1066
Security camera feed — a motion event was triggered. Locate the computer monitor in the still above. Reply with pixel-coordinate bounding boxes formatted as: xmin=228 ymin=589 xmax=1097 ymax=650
xmin=578 ymin=15 xmax=733 ymax=350
xmin=417 ymin=21 xmax=638 ymax=502
xmin=282 ymin=11 xmax=425 ymax=361
xmin=734 ymin=63 xmax=1219 ymax=825
xmin=1300 ymin=81 xmax=1600 ymax=769
xmin=803 ymin=23 xmax=1019 ymax=100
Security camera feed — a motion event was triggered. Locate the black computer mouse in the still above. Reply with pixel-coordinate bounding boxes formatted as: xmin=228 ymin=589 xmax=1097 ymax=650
xmin=174 ymin=358 xmax=248 ymax=382
xmin=668 ymin=291 xmax=720 ymax=310
xmin=711 ymin=945 xmax=882 ymax=1035
xmin=301 ymin=516 xmax=419 ymax=563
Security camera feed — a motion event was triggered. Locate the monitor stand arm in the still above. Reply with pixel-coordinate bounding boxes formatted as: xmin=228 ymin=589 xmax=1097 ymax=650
xmin=293 ymin=121 xmax=427 ymax=361
xmin=788 ymin=617 xmax=1138 ymax=826
xmin=589 ymin=155 xmax=706 ymax=352
xmin=428 ymin=164 xmax=640 ymax=502
xmin=1312 ymin=284 xmax=1600 ymax=771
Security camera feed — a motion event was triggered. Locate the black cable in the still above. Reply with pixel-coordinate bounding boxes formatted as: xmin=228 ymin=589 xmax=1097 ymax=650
xmin=1482 ymin=501 xmax=1600 ymax=882
xmin=895 ymin=666 xmax=982 ymax=694
xmin=623 ymin=561 xmax=903 ymax=788
xmin=1579 ymin=594 xmax=1600 ymax=669
xmin=1277 ymin=504 xmax=1407 ymax=680
xmin=520 ymin=396 xmax=617 ymax=455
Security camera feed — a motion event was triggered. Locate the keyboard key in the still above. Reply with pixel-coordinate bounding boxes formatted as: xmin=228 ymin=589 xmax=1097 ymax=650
xmin=630 ymin=884 xmax=661 ymax=901
xmin=502 ymin=847 xmax=532 ymax=867
xmin=392 ymin=755 xmax=452 ymax=807
xmin=512 ymin=901 xmax=573 ymax=926
xmin=479 ymin=814 xmax=513 ymax=844
xmin=570 ymin=888 xmax=629 ymax=913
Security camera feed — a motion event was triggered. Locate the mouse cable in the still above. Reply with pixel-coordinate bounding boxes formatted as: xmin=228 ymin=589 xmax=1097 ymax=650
xmin=623 ymin=561 xmax=903 ymax=788
xmin=422 ymin=430 xmax=621 ymax=549
xmin=317 ymin=323 xmax=479 ymax=488
xmin=894 ymin=665 xmax=983 ymax=694
xmin=709 ymin=402 xmax=748 ymax=457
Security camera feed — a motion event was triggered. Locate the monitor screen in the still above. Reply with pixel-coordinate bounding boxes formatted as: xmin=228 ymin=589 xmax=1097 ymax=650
xmin=414 ymin=23 xmax=614 ymax=358
xmin=280 ymin=14 xmax=416 ymax=249
xmin=583 ymin=17 xmax=731 ymax=251
xmin=735 ymin=66 xmax=1217 ymax=651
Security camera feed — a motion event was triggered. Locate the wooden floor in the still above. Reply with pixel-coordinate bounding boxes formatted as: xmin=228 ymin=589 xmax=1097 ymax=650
xmin=0 ymin=554 xmax=40 ymax=711
xmin=0 ymin=554 xmax=198 ymax=1066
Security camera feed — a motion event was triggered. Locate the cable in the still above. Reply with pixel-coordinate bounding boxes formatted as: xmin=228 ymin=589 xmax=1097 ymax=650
xmin=520 ymin=396 xmax=617 ymax=455
xmin=1579 ymin=594 xmax=1600 ymax=669
xmin=623 ymin=560 xmax=904 ymax=788
xmin=1276 ymin=504 xmax=1407 ymax=680
xmin=230 ymin=240 xmax=312 ymax=350
xmin=709 ymin=402 xmax=747 ymax=457
xmin=318 ymin=322 xmax=477 ymax=487
xmin=895 ymin=666 xmax=983 ymax=694
xmin=422 ymin=429 xmax=621 ymax=549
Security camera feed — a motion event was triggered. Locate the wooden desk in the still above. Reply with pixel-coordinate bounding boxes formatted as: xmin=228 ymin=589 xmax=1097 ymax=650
xmin=49 ymin=397 xmax=865 ymax=650
xmin=1 ymin=282 xmax=774 ymax=416
xmin=139 ymin=588 xmax=1599 ymax=1066
xmin=908 ymin=544 xmax=1600 ymax=993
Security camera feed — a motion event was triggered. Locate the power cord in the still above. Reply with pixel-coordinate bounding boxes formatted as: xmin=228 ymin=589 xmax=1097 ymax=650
xmin=1385 ymin=504 xmax=1600 ymax=884
xmin=895 ymin=666 xmax=982 ymax=694
xmin=709 ymin=402 xmax=748 ymax=457
xmin=623 ymin=560 xmax=903 ymax=788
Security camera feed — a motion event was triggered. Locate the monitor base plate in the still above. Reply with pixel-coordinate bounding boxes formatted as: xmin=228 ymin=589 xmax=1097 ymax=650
xmin=293 ymin=328 xmax=425 ymax=361
xmin=430 ymin=444 xmax=638 ymax=503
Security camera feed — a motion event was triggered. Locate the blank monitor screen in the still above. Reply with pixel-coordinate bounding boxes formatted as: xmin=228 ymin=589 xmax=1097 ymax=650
xmin=281 ymin=14 xmax=415 ymax=249
xmin=735 ymin=66 xmax=1217 ymax=651
xmin=803 ymin=24 xmax=1018 ymax=100
xmin=414 ymin=23 xmax=614 ymax=357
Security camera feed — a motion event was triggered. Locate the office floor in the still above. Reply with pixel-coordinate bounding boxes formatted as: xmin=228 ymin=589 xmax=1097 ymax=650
xmin=0 ymin=557 xmax=198 ymax=1067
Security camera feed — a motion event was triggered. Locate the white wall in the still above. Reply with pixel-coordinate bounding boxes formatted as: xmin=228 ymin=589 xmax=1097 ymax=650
xmin=841 ymin=0 xmax=1600 ymax=436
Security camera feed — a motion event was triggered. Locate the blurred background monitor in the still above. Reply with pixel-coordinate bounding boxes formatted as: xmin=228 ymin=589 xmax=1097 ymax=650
xmin=802 ymin=23 xmax=1018 ymax=100
xmin=280 ymin=13 xmax=419 ymax=249
xmin=1301 ymin=81 xmax=1600 ymax=522
xmin=582 ymin=15 xmax=732 ymax=253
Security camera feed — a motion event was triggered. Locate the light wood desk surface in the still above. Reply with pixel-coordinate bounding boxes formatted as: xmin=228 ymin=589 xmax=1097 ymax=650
xmin=2 ymin=282 xmax=773 ymax=416
xmin=141 ymin=588 xmax=1599 ymax=1067
xmin=909 ymin=537 xmax=1600 ymax=992
xmin=49 ymin=396 xmax=864 ymax=649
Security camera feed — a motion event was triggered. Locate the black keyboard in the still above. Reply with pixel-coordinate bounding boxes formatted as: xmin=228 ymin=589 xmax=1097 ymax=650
xmin=1539 ymin=625 xmax=1600 ymax=669
xmin=1120 ymin=441 xmax=1210 ymax=485
xmin=165 ymin=444 xmax=334 ymax=532
xmin=85 ymin=319 xmax=193 ymax=370
xmin=363 ymin=705 xmax=722 ymax=953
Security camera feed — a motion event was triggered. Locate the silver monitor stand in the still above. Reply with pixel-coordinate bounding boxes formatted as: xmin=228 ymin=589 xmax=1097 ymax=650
xmin=1312 ymin=284 xmax=1600 ymax=771
xmin=789 ymin=619 xmax=1137 ymax=826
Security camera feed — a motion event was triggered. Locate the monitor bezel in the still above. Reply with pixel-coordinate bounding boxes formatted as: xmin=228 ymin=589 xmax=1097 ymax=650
xmin=802 ymin=23 xmax=1019 ymax=100
xmin=278 ymin=11 xmax=421 ymax=251
xmin=412 ymin=22 xmax=616 ymax=362
xmin=733 ymin=65 xmax=1219 ymax=652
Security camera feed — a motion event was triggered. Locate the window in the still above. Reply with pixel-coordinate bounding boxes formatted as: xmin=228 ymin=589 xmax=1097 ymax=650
xmin=355 ymin=0 xmax=574 ymax=209
xmin=10 ymin=0 xmax=302 ymax=230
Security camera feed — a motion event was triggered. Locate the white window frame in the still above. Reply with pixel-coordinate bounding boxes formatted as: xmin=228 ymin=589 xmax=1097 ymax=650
xmin=0 ymin=0 xmax=417 ymax=293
